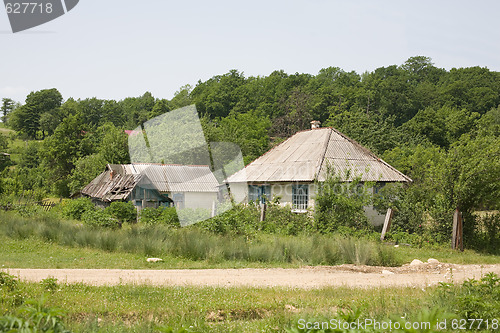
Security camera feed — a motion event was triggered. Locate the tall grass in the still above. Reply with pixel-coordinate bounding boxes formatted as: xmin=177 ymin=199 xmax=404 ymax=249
xmin=0 ymin=212 xmax=401 ymax=266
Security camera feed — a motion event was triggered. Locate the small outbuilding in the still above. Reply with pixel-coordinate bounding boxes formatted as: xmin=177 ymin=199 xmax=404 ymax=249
xmin=81 ymin=163 xmax=219 ymax=211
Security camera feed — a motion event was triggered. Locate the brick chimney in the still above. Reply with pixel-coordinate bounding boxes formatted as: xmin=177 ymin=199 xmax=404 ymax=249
xmin=311 ymin=120 xmax=321 ymax=129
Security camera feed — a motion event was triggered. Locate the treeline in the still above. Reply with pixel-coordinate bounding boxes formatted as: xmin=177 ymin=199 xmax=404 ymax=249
xmin=0 ymin=56 xmax=499 ymax=246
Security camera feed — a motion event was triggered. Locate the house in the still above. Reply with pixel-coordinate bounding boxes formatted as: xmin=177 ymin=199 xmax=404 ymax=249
xmin=225 ymin=121 xmax=412 ymax=225
xmin=81 ymin=163 xmax=219 ymax=211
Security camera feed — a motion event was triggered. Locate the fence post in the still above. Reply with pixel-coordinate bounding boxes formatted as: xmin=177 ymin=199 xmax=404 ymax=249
xmin=380 ymin=208 xmax=393 ymax=241
xmin=260 ymin=202 xmax=267 ymax=222
xmin=452 ymin=208 xmax=464 ymax=251
xmin=211 ymin=201 xmax=216 ymax=218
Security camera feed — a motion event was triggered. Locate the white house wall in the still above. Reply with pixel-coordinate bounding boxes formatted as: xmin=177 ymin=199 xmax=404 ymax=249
xmin=233 ymin=182 xmax=385 ymax=226
xmin=185 ymin=192 xmax=218 ymax=210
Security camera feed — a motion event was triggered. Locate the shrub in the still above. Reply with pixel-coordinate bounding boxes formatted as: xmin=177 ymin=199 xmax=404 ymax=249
xmin=0 ymin=297 xmax=70 ymax=333
xmin=81 ymin=209 xmax=121 ymax=229
xmin=177 ymin=208 xmax=211 ymax=227
xmin=0 ymin=272 xmax=18 ymax=292
xmin=13 ymin=205 xmax=45 ymax=218
xmin=438 ymin=273 xmax=500 ymax=321
xmin=198 ymin=204 xmax=259 ymax=235
xmin=40 ymin=277 xmax=58 ymax=292
xmin=470 ymin=212 xmax=500 ymax=254
xmin=105 ymin=201 xmax=137 ymax=224
xmin=62 ymin=197 xmax=95 ymax=220
xmin=140 ymin=207 xmax=180 ymax=227
xmin=262 ymin=203 xmax=313 ymax=235
xmin=314 ymin=169 xmax=373 ymax=233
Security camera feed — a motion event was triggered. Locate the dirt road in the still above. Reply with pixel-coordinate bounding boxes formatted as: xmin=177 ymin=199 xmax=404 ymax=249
xmin=4 ymin=263 xmax=500 ymax=289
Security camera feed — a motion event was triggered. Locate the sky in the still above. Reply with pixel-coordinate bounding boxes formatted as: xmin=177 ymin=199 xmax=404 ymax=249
xmin=1 ymin=0 xmax=500 ymax=104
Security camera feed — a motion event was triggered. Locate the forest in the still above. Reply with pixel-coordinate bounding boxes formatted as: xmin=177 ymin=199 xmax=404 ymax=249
xmin=0 ymin=56 xmax=499 ymax=249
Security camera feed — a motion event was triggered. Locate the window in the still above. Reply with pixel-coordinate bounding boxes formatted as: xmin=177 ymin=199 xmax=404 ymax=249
xmin=248 ymin=185 xmax=271 ymax=204
xmin=173 ymin=193 xmax=185 ymax=209
xmin=292 ymin=184 xmax=308 ymax=210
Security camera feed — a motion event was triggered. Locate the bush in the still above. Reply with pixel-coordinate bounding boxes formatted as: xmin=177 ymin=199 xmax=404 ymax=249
xmin=81 ymin=209 xmax=121 ymax=229
xmin=0 ymin=272 xmax=18 ymax=292
xmin=438 ymin=273 xmax=500 ymax=321
xmin=470 ymin=212 xmax=500 ymax=254
xmin=0 ymin=297 xmax=70 ymax=333
xmin=62 ymin=197 xmax=95 ymax=220
xmin=177 ymin=208 xmax=211 ymax=227
xmin=13 ymin=205 xmax=45 ymax=218
xmin=40 ymin=277 xmax=58 ymax=292
xmin=105 ymin=201 xmax=137 ymax=224
xmin=140 ymin=207 xmax=180 ymax=227
xmin=314 ymin=170 xmax=373 ymax=233
xmin=198 ymin=204 xmax=259 ymax=235
xmin=262 ymin=203 xmax=313 ymax=235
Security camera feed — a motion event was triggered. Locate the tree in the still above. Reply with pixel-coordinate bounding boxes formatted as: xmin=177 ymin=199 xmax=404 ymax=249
xmin=121 ymin=92 xmax=156 ymax=128
xmin=202 ymin=110 xmax=271 ymax=165
xmin=1 ymin=98 xmax=16 ymax=123
xmin=39 ymin=114 xmax=92 ymax=196
xmin=314 ymin=168 xmax=373 ymax=233
xmin=9 ymin=89 xmax=63 ymax=138
xmin=169 ymin=84 xmax=192 ymax=110
xmin=39 ymin=111 xmax=61 ymax=137
xmin=76 ymin=98 xmax=105 ymax=128
xmin=191 ymin=70 xmax=246 ymax=118
xmin=403 ymin=107 xmax=448 ymax=147
xmin=96 ymin=123 xmax=130 ymax=164
xmin=68 ymin=153 xmax=107 ymax=194
xmin=149 ymin=99 xmax=170 ymax=119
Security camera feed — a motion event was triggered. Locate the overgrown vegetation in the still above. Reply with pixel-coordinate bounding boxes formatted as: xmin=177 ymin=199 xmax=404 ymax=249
xmin=0 ymin=56 xmax=499 ymax=254
xmin=0 ymin=211 xmax=399 ymax=267
xmin=314 ymin=169 xmax=373 ymax=233
xmin=0 ymin=270 xmax=499 ymax=332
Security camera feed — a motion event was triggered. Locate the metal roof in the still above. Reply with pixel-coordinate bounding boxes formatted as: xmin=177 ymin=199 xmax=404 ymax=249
xmin=81 ymin=172 xmax=142 ymax=202
xmin=82 ymin=163 xmax=219 ymax=201
xmin=84 ymin=163 xmax=219 ymax=200
xmin=129 ymin=164 xmax=220 ymax=193
xmin=226 ymin=127 xmax=412 ymax=183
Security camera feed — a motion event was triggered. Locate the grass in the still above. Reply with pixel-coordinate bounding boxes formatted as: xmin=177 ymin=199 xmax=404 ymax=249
xmin=0 ymin=278 xmax=440 ymax=332
xmin=0 ymin=235 xmax=295 ymax=270
xmin=0 ymin=212 xmax=403 ymax=268
xmin=2 ymin=273 xmax=498 ymax=332
xmin=0 ymin=123 xmax=14 ymax=135
xmin=395 ymin=245 xmax=500 ymax=265
xmin=0 ymin=210 xmax=499 ymax=270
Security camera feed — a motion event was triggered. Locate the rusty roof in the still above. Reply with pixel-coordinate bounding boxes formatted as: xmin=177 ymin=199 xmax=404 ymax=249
xmin=81 ymin=171 xmax=141 ymax=202
xmin=226 ymin=127 xmax=412 ymax=183
xmin=82 ymin=163 xmax=219 ymax=201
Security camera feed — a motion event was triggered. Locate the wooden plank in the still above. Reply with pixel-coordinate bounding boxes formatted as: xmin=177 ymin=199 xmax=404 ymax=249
xmin=380 ymin=208 xmax=393 ymax=241
xmin=452 ymin=208 xmax=464 ymax=250
xmin=452 ymin=209 xmax=458 ymax=249
xmin=457 ymin=210 xmax=464 ymax=251
xmin=260 ymin=203 xmax=267 ymax=222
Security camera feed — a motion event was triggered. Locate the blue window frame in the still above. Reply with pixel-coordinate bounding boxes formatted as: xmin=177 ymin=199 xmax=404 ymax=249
xmin=248 ymin=185 xmax=271 ymax=204
xmin=292 ymin=184 xmax=308 ymax=210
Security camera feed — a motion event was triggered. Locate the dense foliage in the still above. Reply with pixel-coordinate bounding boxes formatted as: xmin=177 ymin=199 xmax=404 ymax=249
xmin=314 ymin=169 xmax=373 ymax=233
xmin=0 ymin=56 xmax=499 ymax=248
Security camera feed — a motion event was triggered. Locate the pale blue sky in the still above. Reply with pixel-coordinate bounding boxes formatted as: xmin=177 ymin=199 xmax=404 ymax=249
xmin=1 ymin=0 xmax=500 ymax=103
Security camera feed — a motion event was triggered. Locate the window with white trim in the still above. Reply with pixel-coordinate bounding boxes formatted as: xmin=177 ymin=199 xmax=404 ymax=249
xmin=292 ymin=184 xmax=308 ymax=210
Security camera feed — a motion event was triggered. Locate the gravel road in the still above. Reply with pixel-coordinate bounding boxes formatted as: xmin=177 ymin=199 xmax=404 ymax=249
xmin=4 ymin=263 xmax=500 ymax=289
